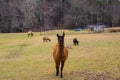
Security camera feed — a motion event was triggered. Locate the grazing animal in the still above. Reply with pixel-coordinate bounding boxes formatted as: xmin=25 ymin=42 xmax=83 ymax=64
xmin=28 ymin=31 xmax=33 ymax=38
xmin=43 ymin=37 xmax=51 ymax=42
xmin=73 ymin=38 xmax=79 ymax=45
xmin=53 ymin=33 xmax=68 ymax=78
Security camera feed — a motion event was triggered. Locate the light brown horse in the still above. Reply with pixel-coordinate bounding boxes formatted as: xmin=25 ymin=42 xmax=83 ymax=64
xmin=43 ymin=37 xmax=51 ymax=42
xmin=53 ymin=33 xmax=68 ymax=78
xmin=28 ymin=31 xmax=33 ymax=38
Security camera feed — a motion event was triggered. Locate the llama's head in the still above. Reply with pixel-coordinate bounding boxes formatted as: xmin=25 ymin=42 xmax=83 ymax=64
xmin=57 ymin=33 xmax=65 ymax=44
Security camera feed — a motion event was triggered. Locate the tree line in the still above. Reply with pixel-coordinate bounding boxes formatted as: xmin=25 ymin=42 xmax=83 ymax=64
xmin=0 ymin=0 xmax=120 ymax=33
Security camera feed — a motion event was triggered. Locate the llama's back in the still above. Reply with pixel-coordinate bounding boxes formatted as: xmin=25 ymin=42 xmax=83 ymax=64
xmin=28 ymin=31 xmax=32 ymax=33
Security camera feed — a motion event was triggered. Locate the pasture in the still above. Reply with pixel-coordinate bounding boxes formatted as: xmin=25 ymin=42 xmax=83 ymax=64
xmin=0 ymin=28 xmax=120 ymax=80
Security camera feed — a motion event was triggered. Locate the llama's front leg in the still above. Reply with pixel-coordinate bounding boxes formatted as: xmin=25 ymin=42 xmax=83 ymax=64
xmin=60 ymin=61 xmax=65 ymax=78
xmin=56 ymin=61 xmax=60 ymax=76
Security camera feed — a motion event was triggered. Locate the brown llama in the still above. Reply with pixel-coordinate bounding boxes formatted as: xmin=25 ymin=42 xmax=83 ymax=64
xmin=43 ymin=37 xmax=51 ymax=42
xmin=28 ymin=31 xmax=33 ymax=38
xmin=53 ymin=33 xmax=68 ymax=78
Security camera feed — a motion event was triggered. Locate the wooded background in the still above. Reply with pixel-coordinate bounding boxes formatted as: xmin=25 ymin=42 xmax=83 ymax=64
xmin=0 ymin=0 xmax=120 ymax=33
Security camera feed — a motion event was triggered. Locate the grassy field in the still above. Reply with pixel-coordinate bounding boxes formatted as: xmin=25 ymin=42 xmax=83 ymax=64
xmin=0 ymin=28 xmax=120 ymax=80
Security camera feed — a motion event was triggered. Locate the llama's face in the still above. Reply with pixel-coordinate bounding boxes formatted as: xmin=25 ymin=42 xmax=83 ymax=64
xmin=57 ymin=33 xmax=65 ymax=44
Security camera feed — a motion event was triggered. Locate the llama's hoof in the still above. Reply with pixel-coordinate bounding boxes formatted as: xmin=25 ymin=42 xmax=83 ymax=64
xmin=60 ymin=75 xmax=63 ymax=78
xmin=60 ymin=76 xmax=63 ymax=78
xmin=56 ymin=73 xmax=59 ymax=76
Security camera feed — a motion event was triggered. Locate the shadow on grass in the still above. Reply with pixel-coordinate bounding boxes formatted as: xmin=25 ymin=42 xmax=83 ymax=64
xmin=64 ymin=70 xmax=120 ymax=80
xmin=19 ymin=44 xmax=29 ymax=47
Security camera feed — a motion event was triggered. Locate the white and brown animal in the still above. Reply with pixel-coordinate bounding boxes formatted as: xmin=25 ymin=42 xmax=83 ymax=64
xmin=28 ymin=31 xmax=33 ymax=38
xmin=43 ymin=37 xmax=51 ymax=42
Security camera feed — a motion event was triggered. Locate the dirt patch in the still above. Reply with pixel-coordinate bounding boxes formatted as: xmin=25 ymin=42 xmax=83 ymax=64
xmin=19 ymin=44 xmax=29 ymax=47
xmin=109 ymin=29 xmax=120 ymax=33
xmin=67 ymin=70 xmax=120 ymax=80
xmin=0 ymin=43 xmax=3 ymax=45
xmin=5 ymin=51 xmax=22 ymax=59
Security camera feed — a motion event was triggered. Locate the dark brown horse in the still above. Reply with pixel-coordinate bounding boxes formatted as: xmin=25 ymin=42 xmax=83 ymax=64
xmin=53 ymin=33 xmax=68 ymax=78
xmin=43 ymin=37 xmax=51 ymax=42
xmin=28 ymin=31 xmax=33 ymax=38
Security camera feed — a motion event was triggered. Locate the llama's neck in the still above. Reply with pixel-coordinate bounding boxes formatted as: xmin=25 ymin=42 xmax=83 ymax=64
xmin=58 ymin=43 xmax=64 ymax=58
xmin=58 ymin=43 xmax=64 ymax=51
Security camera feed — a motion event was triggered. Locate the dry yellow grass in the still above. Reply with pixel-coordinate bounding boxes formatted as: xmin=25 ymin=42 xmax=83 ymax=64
xmin=0 ymin=28 xmax=120 ymax=80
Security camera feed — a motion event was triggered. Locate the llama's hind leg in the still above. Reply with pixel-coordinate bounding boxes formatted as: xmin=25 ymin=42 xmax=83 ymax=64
xmin=60 ymin=61 xmax=65 ymax=78
xmin=56 ymin=61 xmax=60 ymax=76
xmin=28 ymin=34 xmax=29 ymax=38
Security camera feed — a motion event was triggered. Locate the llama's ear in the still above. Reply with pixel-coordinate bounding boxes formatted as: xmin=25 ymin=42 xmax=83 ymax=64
xmin=57 ymin=34 xmax=59 ymax=37
xmin=63 ymin=32 xmax=65 ymax=37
